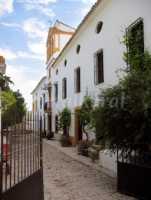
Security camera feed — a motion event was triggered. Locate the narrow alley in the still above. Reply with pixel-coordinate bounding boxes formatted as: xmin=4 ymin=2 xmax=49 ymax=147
xmin=43 ymin=141 xmax=135 ymax=200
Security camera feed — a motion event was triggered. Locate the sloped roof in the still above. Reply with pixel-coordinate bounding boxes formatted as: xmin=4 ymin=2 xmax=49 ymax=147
xmin=47 ymin=20 xmax=75 ymax=45
xmin=31 ymin=76 xmax=47 ymax=95
xmin=51 ymin=0 xmax=102 ymax=67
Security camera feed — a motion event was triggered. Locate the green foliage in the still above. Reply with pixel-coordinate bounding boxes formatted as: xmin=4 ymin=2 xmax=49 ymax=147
xmin=13 ymin=90 xmax=26 ymax=119
xmin=94 ymin=50 xmax=151 ymax=151
xmin=78 ymin=96 xmax=94 ymax=141
xmin=0 ymin=73 xmax=26 ymax=127
xmin=79 ymin=96 xmax=94 ymax=128
xmin=1 ymin=89 xmax=26 ymax=127
xmin=0 ymin=73 xmax=13 ymax=90
xmin=123 ymin=20 xmax=144 ymax=72
xmin=59 ymin=107 xmax=71 ymax=136
xmin=1 ymin=90 xmax=16 ymax=109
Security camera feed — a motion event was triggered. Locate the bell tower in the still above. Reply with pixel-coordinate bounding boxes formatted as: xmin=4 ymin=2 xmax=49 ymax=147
xmin=46 ymin=20 xmax=75 ymax=63
xmin=0 ymin=56 xmax=6 ymax=74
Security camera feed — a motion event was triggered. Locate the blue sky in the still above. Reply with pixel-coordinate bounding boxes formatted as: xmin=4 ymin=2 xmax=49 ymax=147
xmin=0 ymin=0 xmax=96 ymax=109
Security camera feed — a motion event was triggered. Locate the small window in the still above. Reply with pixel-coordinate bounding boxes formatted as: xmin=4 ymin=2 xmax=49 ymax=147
xmin=76 ymin=45 xmax=81 ymax=54
xmin=94 ymin=50 xmax=104 ymax=85
xmin=56 ymin=69 xmax=58 ymax=75
xmin=49 ymin=68 xmax=51 ymax=78
xmin=74 ymin=67 xmax=81 ymax=93
xmin=96 ymin=21 xmax=103 ymax=34
xmin=35 ymin=100 xmax=37 ymax=111
xmin=43 ymin=94 xmax=45 ymax=105
xmin=40 ymin=97 xmax=42 ymax=109
xmin=62 ymin=78 xmax=67 ymax=99
xmin=54 ymin=83 xmax=58 ymax=102
xmin=64 ymin=59 xmax=67 ymax=67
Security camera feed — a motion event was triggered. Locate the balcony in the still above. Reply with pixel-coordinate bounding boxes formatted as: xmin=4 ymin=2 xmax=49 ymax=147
xmin=44 ymin=101 xmax=51 ymax=113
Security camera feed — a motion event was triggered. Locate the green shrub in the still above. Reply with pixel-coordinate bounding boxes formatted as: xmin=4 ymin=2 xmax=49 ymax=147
xmin=59 ymin=107 xmax=71 ymax=136
xmin=78 ymin=96 xmax=94 ymax=141
xmin=0 ymin=73 xmax=13 ymax=90
xmin=94 ymin=51 xmax=151 ymax=153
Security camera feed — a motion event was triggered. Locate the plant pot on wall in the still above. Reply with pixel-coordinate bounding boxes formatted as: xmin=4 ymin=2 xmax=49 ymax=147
xmin=47 ymin=131 xmax=54 ymax=140
xmin=77 ymin=140 xmax=91 ymax=157
xmin=63 ymin=127 xmax=69 ymax=136
xmin=88 ymin=144 xmax=101 ymax=162
xmin=60 ymin=135 xmax=71 ymax=147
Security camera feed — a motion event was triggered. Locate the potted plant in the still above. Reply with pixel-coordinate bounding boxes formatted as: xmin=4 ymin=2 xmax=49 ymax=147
xmin=59 ymin=107 xmax=71 ymax=147
xmin=77 ymin=140 xmax=91 ymax=157
xmin=88 ymin=144 xmax=102 ymax=162
xmin=46 ymin=131 xmax=54 ymax=140
xmin=77 ymin=96 xmax=94 ymax=156
xmin=60 ymin=134 xmax=70 ymax=147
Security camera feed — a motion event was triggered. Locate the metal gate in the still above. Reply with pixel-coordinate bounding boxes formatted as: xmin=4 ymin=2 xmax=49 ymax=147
xmin=0 ymin=113 xmax=44 ymax=200
xmin=117 ymin=144 xmax=151 ymax=199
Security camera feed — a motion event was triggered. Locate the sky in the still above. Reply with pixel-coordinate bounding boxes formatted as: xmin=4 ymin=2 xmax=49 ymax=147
xmin=0 ymin=0 xmax=96 ymax=110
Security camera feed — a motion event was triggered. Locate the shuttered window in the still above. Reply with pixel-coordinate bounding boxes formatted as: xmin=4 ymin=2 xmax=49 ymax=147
xmin=40 ymin=97 xmax=42 ymax=109
xmin=94 ymin=50 xmax=104 ymax=85
xmin=75 ymin=67 xmax=81 ymax=93
xmin=54 ymin=83 xmax=58 ymax=102
xmin=62 ymin=78 xmax=67 ymax=99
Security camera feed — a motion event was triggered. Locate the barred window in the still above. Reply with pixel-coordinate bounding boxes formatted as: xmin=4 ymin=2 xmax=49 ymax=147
xmin=127 ymin=18 xmax=144 ymax=70
xmin=94 ymin=50 xmax=104 ymax=85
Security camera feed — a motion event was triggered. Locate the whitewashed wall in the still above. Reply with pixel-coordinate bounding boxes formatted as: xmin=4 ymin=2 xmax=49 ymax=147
xmin=32 ymin=78 xmax=48 ymax=132
xmin=99 ymin=150 xmax=117 ymax=177
xmin=47 ymin=34 xmax=73 ymax=85
xmin=50 ymin=0 xmax=151 ymax=137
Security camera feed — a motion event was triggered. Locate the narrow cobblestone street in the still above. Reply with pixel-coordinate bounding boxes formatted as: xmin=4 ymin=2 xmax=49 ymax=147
xmin=43 ymin=141 xmax=135 ymax=200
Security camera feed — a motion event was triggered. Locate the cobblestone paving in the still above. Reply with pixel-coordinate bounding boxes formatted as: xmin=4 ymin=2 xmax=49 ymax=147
xmin=43 ymin=141 xmax=135 ymax=200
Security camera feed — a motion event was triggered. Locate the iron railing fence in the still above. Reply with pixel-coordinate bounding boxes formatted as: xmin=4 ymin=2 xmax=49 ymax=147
xmin=117 ymin=143 xmax=151 ymax=167
xmin=0 ymin=113 xmax=43 ymax=193
xmin=117 ymin=143 xmax=151 ymax=199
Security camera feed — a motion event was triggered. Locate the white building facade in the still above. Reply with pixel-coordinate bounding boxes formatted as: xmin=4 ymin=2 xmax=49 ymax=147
xmin=46 ymin=20 xmax=75 ymax=135
xmin=47 ymin=0 xmax=151 ymax=145
xmin=31 ymin=76 xmax=48 ymax=136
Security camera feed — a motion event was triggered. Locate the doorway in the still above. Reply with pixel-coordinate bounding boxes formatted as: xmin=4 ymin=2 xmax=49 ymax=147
xmin=55 ymin=115 xmax=59 ymax=133
xmin=75 ymin=108 xmax=82 ymax=144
